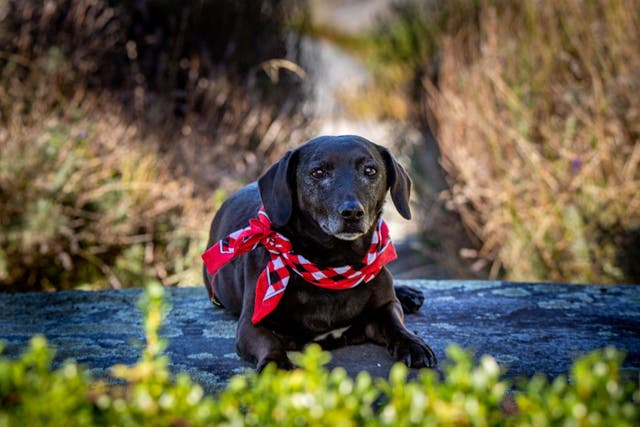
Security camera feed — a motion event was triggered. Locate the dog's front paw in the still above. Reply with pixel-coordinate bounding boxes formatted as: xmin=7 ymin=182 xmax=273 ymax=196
xmin=256 ymin=354 xmax=294 ymax=372
xmin=395 ymin=285 xmax=425 ymax=314
xmin=392 ymin=335 xmax=437 ymax=369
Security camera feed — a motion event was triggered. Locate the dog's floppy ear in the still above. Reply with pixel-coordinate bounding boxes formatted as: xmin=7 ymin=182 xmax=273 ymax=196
xmin=258 ymin=150 xmax=297 ymax=227
xmin=378 ymin=146 xmax=412 ymax=220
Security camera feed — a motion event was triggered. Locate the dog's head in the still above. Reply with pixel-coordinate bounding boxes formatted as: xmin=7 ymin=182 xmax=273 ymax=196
xmin=258 ymin=135 xmax=411 ymax=241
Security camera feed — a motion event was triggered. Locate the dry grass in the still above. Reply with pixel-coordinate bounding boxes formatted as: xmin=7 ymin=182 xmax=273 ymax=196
xmin=426 ymin=0 xmax=640 ymax=283
xmin=0 ymin=0 xmax=307 ymax=291
xmin=0 ymin=101 xmax=213 ymax=291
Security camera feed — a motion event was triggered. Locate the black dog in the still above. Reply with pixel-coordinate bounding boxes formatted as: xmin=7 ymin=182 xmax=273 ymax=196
xmin=203 ymin=135 xmax=436 ymax=371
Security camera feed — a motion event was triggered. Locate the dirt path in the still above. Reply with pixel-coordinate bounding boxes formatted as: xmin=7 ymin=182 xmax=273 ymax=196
xmin=297 ymin=6 xmax=455 ymax=279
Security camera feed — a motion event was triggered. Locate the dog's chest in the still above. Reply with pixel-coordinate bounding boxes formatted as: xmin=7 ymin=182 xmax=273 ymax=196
xmin=266 ymin=276 xmax=370 ymax=336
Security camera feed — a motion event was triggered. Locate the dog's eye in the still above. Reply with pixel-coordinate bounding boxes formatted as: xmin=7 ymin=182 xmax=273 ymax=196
xmin=311 ymin=168 xmax=327 ymax=179
xmin=364 ymin=166 xmax=377 ymax=176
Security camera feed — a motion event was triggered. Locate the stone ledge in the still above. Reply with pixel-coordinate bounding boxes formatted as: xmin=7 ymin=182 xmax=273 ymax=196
xmin=1 ymin=280 xmax=638 ymax=394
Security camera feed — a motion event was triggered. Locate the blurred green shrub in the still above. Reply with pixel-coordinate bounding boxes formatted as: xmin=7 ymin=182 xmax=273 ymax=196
xmin=1 ymin=285 xmax=638 ymax=426
xmin=0 ymin=0 xmax=308 ymax=291
xmin=0 ymin=115 xmax=209 ymax=291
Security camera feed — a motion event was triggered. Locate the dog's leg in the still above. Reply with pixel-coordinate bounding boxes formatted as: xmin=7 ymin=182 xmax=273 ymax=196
xmin=364 ymin=300 xmax=437 ymax=368
xmin=394 ymin=285 xmax=425 ymax=314
xmin=236 ymin=317 xmax=293 ymax=372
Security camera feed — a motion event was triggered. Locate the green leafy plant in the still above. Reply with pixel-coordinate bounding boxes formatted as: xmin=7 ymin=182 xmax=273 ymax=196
xmin=1 ymin=285 xmax=638 ymax=426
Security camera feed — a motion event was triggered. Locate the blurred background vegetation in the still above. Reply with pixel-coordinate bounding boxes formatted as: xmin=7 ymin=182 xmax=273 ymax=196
xmin=0 ymin=0 xmax=308 ymax=291
xmin=1 ymin=0 xmax=638 ymax=292
xmin=374 ymin=0 xmax=640 ymax=284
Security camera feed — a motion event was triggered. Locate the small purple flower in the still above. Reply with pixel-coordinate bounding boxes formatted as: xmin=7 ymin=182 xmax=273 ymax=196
xmin=571 ymin=157 xmax=582 ymax=175
xmin=76 ymin=129 xmax=88 ymax=139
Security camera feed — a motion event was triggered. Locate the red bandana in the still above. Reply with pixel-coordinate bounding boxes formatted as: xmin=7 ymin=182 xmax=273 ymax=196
xmin=202 ymin=206 xmax=398 ymax=324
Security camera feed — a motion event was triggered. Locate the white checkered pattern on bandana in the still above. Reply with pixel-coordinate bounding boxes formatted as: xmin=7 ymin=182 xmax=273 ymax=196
xmin=202 ymin=206 xmax=397 ymax=324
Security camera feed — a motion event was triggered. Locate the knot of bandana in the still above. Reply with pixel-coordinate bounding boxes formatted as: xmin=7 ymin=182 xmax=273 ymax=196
xmin=202 ymin=206 xmax=397 ymax=324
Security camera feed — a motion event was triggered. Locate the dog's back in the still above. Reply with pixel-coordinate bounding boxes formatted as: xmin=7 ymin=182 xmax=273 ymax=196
xmin=203 ymin=183 xmax=262 ymax=310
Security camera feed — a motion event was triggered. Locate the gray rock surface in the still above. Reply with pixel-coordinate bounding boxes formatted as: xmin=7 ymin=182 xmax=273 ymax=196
xmin=1 ymin=281 xmax=638 ymax=394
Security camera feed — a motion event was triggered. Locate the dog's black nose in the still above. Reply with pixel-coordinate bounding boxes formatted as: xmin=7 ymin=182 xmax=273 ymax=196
xmin=340 ymin=201 xmax=365 ymax=220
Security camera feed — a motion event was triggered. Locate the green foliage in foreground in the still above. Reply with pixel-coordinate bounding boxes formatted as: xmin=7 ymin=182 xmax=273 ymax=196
xmin=1 ymin=285 xmax=638 ymax=426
